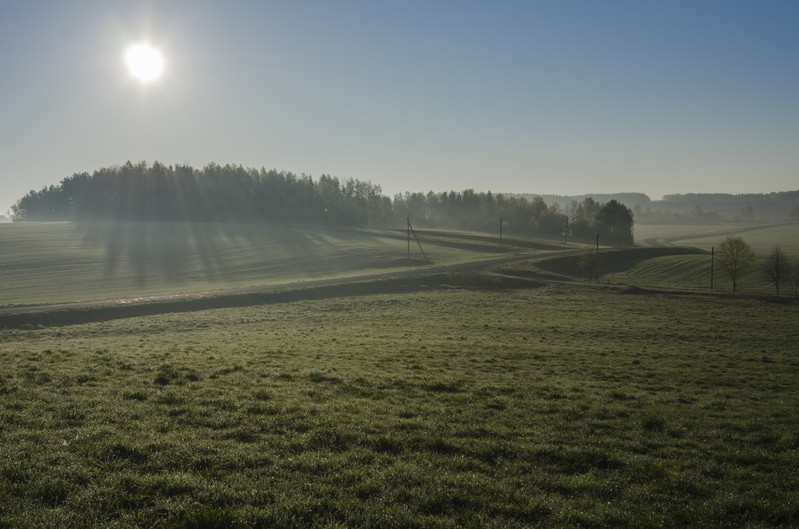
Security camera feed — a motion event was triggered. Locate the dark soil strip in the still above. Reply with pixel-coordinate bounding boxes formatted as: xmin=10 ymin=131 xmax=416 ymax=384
xmin=0 ymin=274 xmax=542 ymax=329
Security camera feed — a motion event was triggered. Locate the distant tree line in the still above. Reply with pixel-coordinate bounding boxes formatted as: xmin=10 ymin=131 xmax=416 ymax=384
xmin=517 ymin=190 xmax=799 ymax=223
xmin=11 ymin=161 xmax=635 ymax=243
xmin=656 ymin=192 xmax=799 ymax=222
xmin=392 ymin=191 xmax=633 ymax=243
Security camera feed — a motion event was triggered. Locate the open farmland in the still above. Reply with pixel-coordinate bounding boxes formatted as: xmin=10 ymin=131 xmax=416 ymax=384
xmin=1 ymin=220 xmax=798 ymax=528
xmin=667 ymin=224 xmax=799 ymax=255
xmin=1 ymin=282 xmax=798 ymax=528
xmin=501 ymin=239 xmax=799 ymax=294
xmin=497 ymin=248 xmax=716 ymax=291
xmin=634 ymin=224 xmax=733 ymax=246
xmin=636 ymin=223 xmax=799 ymax=255
xmin=0 ymin=222 xmax=521 ymax=307
xmin=625 ymin=224 xmax=799 ymax=293
xmin=495 ymin=221 xmax=799 ymax=296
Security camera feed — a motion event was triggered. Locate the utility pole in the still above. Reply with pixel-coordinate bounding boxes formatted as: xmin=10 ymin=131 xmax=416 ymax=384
xmin=499 ymin=216 xmax=503 ymax=249
xmin=595 ymin=233 xmax=600 ymax=281
xmin=710 ymin=246 xmax=714 ymax=291
xmin=407 ymin=219 xmax=428 ymax=261
xmin=564 ymin=219 xmax=568 ymax=244
xmin=407 ymin=217 xmax=410 ymax=260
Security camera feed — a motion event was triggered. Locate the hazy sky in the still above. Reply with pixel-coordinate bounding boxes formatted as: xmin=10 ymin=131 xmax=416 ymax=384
xmin=1 ymin=1 xmax=798 ymax=212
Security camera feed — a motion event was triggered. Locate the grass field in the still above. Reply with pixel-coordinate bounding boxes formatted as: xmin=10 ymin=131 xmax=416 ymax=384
xmin=626 ymin=229 xmax=799 ymax=293
xmin=600 ymin=254 xmax=713 ymax=290
xmin=1 ymin=282 xmax=798 ymax=528
xmin=633 ymin=224 xmax=733 ymax=245
xmin=2 ymin=221 xmax=798 ymax=527
xmin=635 ymin=222 xmax=799 ymax=255
xmin=668 ymin=224 xmax=799 ymax=256
xmin=499 ymin=244 xmax=799 ymax=295
xmin=497 ymin=248 xmax=717 ymax=291
xmin=6 ymin=220 xmax=793 ymax=306
xmin=0 ymin=222 xmax=512 ymax=307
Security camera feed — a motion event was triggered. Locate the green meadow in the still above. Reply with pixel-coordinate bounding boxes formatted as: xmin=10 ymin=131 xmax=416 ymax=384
xmin=668 ymin=224 xmax=799 ymax=255
xmin=636 ymin=223 xmax=799 ymax=255
xmin=634 ymin=224 xmax=731 ymax=245
xmin=607 ymin=223 xmax=799 ymax=293
xmin=509 ymin=248 xmax=711 ymax=291
xmin=535 ymin=250 xmax=790 ymax=294
xmin=2 ymin=283 xmax=798 ymax=528
xmin=0 ymin=222 xmax=509 ymax=307
xmin=508 ymin=224 xmax=799 ymax=294
xmin=1 ymin=221 xmax=798 ymax=528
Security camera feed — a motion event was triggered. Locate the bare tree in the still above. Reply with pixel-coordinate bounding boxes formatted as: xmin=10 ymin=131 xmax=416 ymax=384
xmin=717 ymin=236 xmax=756 ymax=293
xmin=762 ymin=246 xmax=790 ymax=294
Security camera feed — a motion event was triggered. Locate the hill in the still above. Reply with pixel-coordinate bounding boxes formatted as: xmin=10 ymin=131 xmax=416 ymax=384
xmin=0 ymin=221 xmax=514 ymax=307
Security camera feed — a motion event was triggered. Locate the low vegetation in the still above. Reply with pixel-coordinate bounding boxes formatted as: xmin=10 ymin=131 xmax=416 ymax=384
xmin=1 ymin=284 xmax=798 ymax=528
xmin=503 ymin=236 xmax=799 ymax=295
xmin=665 ymin=224 xmax=799 ymax=256
xmin=0 ymin=222 xmax=509 ymax=307
xmin=2 ymin=218 xmax=797 ymax=527
xmin=499 ymin=247 xmax=708 ymax=285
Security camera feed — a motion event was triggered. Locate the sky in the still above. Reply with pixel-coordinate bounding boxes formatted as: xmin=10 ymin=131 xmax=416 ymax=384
xmin=1 ymin=0 xmax=798 ymax=213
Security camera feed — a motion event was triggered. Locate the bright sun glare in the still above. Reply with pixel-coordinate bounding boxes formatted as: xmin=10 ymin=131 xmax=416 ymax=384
xmin=125 ymin=43 xmax=163 ymax=83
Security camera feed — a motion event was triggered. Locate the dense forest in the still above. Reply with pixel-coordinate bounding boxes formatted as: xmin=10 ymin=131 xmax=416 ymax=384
xmin=11 ymin=161 xmax=635 ymax=243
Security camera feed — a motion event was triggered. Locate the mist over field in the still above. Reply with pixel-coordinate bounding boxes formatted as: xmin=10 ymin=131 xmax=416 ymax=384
xmin=2 ymin=162 xmax=798 ymax=528
xmin=3 ymin=1 xmax=799 ymax=526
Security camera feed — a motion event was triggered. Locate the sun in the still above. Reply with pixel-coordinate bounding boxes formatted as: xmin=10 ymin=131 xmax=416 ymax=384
xmin=125 ymin=43 xmax=164 ymax=83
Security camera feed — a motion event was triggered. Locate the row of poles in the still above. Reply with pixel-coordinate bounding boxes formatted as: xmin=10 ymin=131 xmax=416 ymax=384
xmin=407 ymin=216 xmax=720 ymax=291
xmin=407 ymin=216 xmax=600 ymax=262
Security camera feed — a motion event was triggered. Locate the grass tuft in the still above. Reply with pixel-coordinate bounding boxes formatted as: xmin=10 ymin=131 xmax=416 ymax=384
xmin=175 ymin=507 xmax=242 ymax=529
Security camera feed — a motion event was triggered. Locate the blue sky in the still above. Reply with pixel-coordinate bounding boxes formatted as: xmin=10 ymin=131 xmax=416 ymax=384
xmin=1 ymin=1 xmax=797 ymax=212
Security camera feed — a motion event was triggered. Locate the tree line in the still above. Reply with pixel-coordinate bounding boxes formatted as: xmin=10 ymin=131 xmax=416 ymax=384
xmin=11 ymin=161 xmax=634 ymax=243
xmin=12 ymin=162 xmax=389 ymax=226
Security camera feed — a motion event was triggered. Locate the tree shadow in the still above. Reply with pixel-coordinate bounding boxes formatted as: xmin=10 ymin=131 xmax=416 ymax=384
xmin=75 ymin=221 xmax=219 ymax=287
xmin=72 ymin=221 xmax=412 ymax=291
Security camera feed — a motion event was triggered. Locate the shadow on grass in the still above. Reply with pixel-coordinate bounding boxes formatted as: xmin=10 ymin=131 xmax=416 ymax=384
xmin=73 ymin=221 xmax=396 ymax=288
